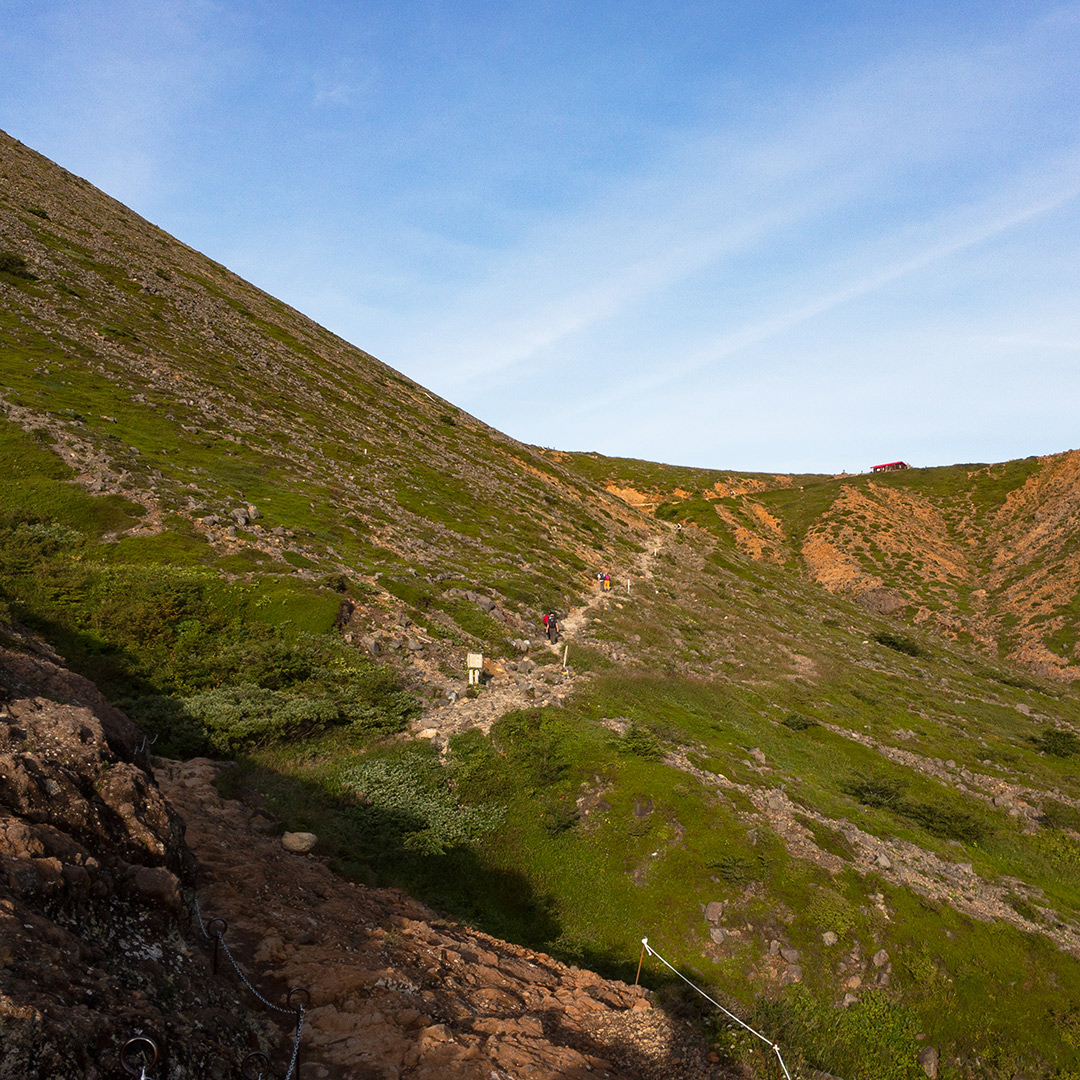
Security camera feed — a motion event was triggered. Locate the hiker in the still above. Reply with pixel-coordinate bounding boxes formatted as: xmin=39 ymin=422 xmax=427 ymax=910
xmin=545 ymin=612 xmax=560 ymax=644
xmin=602 ymin=572 xmax=611 ymax=592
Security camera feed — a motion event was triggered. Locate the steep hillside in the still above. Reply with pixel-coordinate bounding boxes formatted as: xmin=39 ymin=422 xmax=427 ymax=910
xmin=0 ymin=127 xmax=647 ymax=655
xmin=4 ymin=130 xmax=1080 ymax=1080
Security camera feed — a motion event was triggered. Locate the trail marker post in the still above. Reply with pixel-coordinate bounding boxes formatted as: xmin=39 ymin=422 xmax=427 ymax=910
xmin=467 ymin=652 xmax=483 ymax=686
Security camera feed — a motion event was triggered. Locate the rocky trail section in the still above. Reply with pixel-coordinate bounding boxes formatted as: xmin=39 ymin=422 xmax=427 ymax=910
xmin=410 ymin=531 xmax=676 ymax=739
xmin=159 ymin=757 xmax=736 ymax=1080
xmin=660 ymin=736 xmax=1080 ymax=962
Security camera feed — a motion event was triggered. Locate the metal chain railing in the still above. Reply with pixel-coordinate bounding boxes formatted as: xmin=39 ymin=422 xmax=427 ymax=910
xmin=122 ymin=890 xmax=310 ymax=1078
xmin=192 ymin=892 xmax=310 ymax=1078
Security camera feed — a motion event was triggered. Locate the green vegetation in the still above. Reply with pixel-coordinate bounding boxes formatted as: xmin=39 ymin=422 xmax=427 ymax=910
xmin=874 ymin=629 xmax=924 ymax=657
xmin=0 ymin=421 xmax=418 ymax=757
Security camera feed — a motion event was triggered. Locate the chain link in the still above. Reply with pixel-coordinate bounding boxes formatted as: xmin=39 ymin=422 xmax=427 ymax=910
xmin=283 ymin=1008 xmax=305 ymax=1080
xmin=215 ymin=932 xmax=296 ymax=1015
xmin=193 ymin=893 xmax=211 ymax=938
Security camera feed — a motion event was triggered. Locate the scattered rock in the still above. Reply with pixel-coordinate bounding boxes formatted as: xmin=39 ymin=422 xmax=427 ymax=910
xmin=917 ymin=1045 xmax=940 ymax=1078
xmin=0 ymin=640 xmax=262 ymax=1076
xmin=129 ymin=865 xmax=181 ymax=913
xmin=282 ymin=831 xmax=318 ymax=853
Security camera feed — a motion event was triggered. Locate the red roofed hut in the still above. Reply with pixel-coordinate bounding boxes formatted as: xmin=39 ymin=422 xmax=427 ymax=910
xmin=871 ymin=461 xmax=910 ymax=473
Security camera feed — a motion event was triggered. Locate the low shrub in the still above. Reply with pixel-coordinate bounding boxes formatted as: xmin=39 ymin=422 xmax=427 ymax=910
xmin=621 ymin=722 xmax=664 ymax=760
xmin=490 ymin=709 xmax=572 ymax=788
xmin=873 ymin=630 xmax=923 ymax=657
xmin=1032 ymin=728 xmax=1080 ymax=758
xmin=798 ymin=816 xmax=856 ymax=861
xmin=0 ymin=252 xmax=36 ymax=280
xmin=708 ymin=851 xmax=767 ymax=886
xmin=807 ymin=885 xmax=857 ymax=935
xmin=844 ymin=771 xmax=989 ymax=843
xmin=1005 ymin=892 xmax=1041 ymax=922
xmin=1040 ymin=800 xmax=1080 ymax=832
xmin=845 ymin=772 xmax=907 ymax=810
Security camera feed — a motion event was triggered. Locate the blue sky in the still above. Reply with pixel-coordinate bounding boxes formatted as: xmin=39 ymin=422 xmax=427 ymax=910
xmin=2 ymin=1 xmax=1079 ymax=473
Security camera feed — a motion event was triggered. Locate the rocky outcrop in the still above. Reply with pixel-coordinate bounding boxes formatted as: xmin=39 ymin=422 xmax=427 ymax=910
xmin=0 ymin=635 xmax=270 ymax=1079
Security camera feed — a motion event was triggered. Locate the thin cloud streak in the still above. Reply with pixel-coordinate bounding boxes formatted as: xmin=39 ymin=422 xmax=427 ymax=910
xmin=3 ymin=2 xmax=1079 ymax=471
xmin=624 ymin=173 xmax=1080 ymax=400
xmin=392 ymin=12 xmax=1080 ymax=408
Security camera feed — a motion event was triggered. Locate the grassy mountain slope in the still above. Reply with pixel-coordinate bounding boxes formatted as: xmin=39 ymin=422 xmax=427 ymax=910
xmin=568 ymin=451 xmax=1080 ymax=680
xmin=4 ymin=129 xmax=1080 ymax=1079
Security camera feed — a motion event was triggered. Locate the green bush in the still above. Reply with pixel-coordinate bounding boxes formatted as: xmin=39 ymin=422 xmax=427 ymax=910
xmin=708 ymin=852 xmax=767 ymax=886
xmin=0 ymin=252 xmax=36 ymax=280
xmin=1036 ymin=831 xmax=1080 ymax=874
xmin=873 ymin=630 xmax=923 ymax=657
xmin=124 ymin=671 xmax=417 ymax=757
xmin=845 ymin=772 xmax=907 ymax=811
xmin=845 ymin=771 xmax=988 ymax=843
xmin=621 ymin=722 xmax=664 ymax=759
xmin=1032 ymin=728 xmax=1080 ymax=758
xmin=0 ymin=517 xmax=84 ymax=573
xmin=807 ymin=886 xmax=857 ymax=935
xmin=491 ymin=709 xmax=572 ymax=788
xmin=798 ymin=817 xmax=856 ymax=861
xmin=1040 ymin=800 xmax=1080 ymax=831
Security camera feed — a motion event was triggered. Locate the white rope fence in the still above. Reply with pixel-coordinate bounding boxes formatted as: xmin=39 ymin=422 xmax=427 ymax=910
xmin=639 ymin=936 xmax=794 ymax=1080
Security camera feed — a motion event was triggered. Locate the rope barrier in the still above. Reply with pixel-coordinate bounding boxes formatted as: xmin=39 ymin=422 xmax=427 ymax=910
xmin=639 ymin=936 xmax=794 ymax=1080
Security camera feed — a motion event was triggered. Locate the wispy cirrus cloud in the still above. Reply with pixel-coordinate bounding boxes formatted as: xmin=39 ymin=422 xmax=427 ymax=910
xmin=390 ymin=7 xmax=1080 ymax=404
